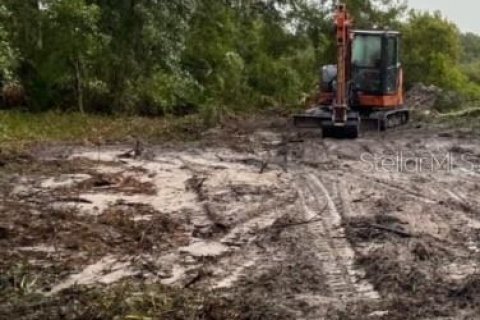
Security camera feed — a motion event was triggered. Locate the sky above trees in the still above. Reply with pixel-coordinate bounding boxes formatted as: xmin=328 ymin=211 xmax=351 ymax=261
xmin=408 ymin=0 xmax=479 ymax=34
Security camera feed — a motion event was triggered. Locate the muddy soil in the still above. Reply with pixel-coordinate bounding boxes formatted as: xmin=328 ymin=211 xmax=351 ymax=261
xmin=2 ymin=122 xmax=480 ymax=319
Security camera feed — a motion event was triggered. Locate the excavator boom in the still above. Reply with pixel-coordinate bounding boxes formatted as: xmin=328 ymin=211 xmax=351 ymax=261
xmin=333 ymin=3 xmax=350 ymax=124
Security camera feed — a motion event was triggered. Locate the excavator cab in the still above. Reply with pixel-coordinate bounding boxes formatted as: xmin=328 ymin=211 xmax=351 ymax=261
xmin=351 ymin=30 xmax=401 ymax=102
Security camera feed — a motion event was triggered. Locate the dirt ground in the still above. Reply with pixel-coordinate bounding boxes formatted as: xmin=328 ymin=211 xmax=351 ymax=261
xmin=2 ymin=119 xmax=480 ymax=319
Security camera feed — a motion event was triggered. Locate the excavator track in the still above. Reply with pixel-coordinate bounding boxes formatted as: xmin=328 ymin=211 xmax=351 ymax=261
xmin=294 ymin=107 xmax=409 ymax=138
xmin=364 ymin=107 xmax=410 ymax=132
xmin=322 ymin=124 xmax=360 ymax=139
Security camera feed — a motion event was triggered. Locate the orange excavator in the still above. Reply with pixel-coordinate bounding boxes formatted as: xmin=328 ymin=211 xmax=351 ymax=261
xmin=294 ymin=3 xmax=409 ymax=138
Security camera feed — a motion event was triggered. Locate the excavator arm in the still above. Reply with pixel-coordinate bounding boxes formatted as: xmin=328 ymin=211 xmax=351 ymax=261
xmin=294 ymin=3 xmax=360 ymax=138
xmin=333 ymin=3 xmax=351 ymax=124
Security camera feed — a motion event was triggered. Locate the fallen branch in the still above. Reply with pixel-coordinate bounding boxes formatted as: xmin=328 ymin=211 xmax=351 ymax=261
xmin=239 ymin=158 xmax=263 ymax=167
xmin=272 ymin=217 xmax=324 ymax=229
xmin=370 ymin=223 xmax=413 ymax=238
xmin=352 ymin=193 xmax=375 ymax=203
xmin=215 ymin=153 xmax=268 ymax=172
xmin=55 ymin=197 xmax=93 ymax=204
xmin=184 ymin=269 xmax=211 ymax=288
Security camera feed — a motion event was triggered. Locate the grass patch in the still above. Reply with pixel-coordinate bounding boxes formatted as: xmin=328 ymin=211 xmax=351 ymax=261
xmin=0 ymin=111 xmax=207 ymax=152
xmin=0 ymin=276 xmax=287 ymax=320
xmin=1 ymin=279 xmax=220 ymax=320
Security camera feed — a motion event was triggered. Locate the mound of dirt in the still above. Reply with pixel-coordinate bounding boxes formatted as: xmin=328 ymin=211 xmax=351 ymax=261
xmin=405 ymin=83 xmax=442 ymax=111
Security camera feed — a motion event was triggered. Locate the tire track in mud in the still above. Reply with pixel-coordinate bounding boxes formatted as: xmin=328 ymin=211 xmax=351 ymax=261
xmin=208 ymin=206 xmax=289 ymax=289
xmin=198 ymin=168 xmax=379 ymax=317
xmin=350 ymin=173 xmax=438 ymax=204
xmin=294 ymin=171 xmax=379 ymax=301
xmin=160 ymin=197 xmax=290 ymax=289
xmin=348 ymin=170 xmax=480 ymax=240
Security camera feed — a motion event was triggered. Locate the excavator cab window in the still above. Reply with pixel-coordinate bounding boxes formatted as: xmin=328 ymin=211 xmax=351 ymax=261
xmin=352 ymin=35 xmax=382 ymax=68
xmin=384 ymin=35 xmax=400 ymax=94
xmin=351 ymin=31 xmax=400 ymax=96
xmin=352 ymin=34 xmax=383 ymax=93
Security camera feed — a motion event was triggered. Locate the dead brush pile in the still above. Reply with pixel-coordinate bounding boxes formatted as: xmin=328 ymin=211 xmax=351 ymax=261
xmin=99 ymin=203 xmax=189 ymax=252
xmin=343 ymin=214 xmax=480 ymax=319
xmin=0 ymin=199 xmax=188 ymax=303
xmin=344 ymin=214 xmax=411 ymax=242
xmin=405 ymin=83 xmax=442 ymax=111
xmin=358 ymin=248 xmax=480 ymax=319
xmin=0 ymin=200 xmax=187 ymax=258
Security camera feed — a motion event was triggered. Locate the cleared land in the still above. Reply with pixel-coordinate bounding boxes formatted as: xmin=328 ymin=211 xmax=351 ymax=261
xmin=1 ymin=120 xmax=480 ymax=319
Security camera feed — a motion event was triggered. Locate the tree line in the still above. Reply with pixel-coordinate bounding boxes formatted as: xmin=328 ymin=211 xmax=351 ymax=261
xmin=1 ymin=0 xmax=480 ymax=116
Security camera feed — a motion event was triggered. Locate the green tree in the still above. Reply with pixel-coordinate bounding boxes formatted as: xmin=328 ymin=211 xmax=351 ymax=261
xmin=45 ymin=0 xmax=103 ymax=113
xmin=3 ymin=0 xmax=104 ymax=111
xmin=90 ymin=0 xmax=196 ymax=114
xmin=3 ymin=1 xmax=48 ymax=108
xmin=183 ymin=0 xmax=322 ymax=114
xmin=0 ymin=5 xmax=16 ymax=81
xmin=4 ymin=0 xmax=197 ymax=113
xmin=460 ymin=32 xmax=480 ymax=64
xmin=342 ymin=0 xmax=407 ymax=29
xmin=5 ymin=0 xmax=476 ymax=115
xmin=402 ymin=11 xmax=467 ymax=90
xmin=459 ymin=33 xmax=480 ymax=89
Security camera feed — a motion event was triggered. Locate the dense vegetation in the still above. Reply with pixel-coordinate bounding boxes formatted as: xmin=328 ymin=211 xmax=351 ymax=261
xmin=1 ymin=0 xmax=480 ymax=118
